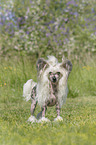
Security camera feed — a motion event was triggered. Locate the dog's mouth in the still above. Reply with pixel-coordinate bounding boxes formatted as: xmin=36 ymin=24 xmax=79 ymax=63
xmin=52 ymin=76 xmax=57 ymax=83
xmin=48 ymin=72 xmax=61 ymax=84
xmin=49 ymin=76 xmax=59 ymax=85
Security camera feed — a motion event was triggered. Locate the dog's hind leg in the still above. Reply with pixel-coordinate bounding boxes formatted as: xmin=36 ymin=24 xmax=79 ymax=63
xmin=54 ymin=102 xmax=63 ymax=122
xmin=27 ymin=86 xmax=38 ymax=123
xmin=31 ymin=99 xmax=37 ymax=115
xmin=27 ymin=100 xmax=37 ymax=123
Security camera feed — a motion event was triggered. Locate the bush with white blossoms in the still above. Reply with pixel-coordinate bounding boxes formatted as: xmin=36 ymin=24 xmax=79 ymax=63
xmin=0 ymin=0 xmax=96 ymax=57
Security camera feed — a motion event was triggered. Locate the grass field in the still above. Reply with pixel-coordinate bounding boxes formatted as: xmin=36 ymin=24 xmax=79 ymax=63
xmin=0 ymin=52 xmax=96 ymax=145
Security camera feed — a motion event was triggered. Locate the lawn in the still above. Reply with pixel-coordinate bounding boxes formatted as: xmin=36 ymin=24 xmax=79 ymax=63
xmin=0 ymin=97 xmax=96 ymax=145
xmin=0 ymin=52 xmax=96 ymax=145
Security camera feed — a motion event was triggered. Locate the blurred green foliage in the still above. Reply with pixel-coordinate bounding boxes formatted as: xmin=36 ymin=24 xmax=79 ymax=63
xmin=0 ymin=0 xmax=96 ymax=58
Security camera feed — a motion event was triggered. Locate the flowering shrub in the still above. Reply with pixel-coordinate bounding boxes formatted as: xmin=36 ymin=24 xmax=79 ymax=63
xmin=0 ymin=0 xmax=96 ymax=57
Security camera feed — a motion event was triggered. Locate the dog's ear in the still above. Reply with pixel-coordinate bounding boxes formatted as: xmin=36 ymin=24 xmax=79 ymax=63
xmin=36 ymin=58 xmax=49 ymax=72
xmin=61 ymin=59 xmax=72 ymax=74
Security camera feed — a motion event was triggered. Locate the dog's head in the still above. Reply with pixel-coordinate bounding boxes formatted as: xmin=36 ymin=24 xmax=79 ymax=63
xmin=48 ymin=71 xmax=62 ymax=84
xmin=36 ymin=56 xmax=72 ymax=84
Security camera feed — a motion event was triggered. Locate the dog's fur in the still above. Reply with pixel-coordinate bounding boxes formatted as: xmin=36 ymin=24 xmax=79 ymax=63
xmin=23 ymin=56 xmax=72 ymax=123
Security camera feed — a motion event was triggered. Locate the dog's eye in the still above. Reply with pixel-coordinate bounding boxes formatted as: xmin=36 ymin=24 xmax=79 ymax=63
xmin=57 ymin=72 xmax=60 ymax=75
xmin=49 ymin=72 xmax=52 ymax=75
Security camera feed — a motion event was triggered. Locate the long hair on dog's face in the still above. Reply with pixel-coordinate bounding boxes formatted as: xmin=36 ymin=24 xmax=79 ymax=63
xmin=36 ymin=56 xmax=72 ymax=108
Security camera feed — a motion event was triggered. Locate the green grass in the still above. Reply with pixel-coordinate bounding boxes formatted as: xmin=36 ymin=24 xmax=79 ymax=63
xmin=0 ymin=97 xmax=96 ymax=145
xmin=0 ymin=52 xmax=96 ymax=145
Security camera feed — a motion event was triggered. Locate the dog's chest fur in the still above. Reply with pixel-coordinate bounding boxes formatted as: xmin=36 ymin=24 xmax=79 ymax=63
xmin=47 ymin=83 xmax=58 ymax=106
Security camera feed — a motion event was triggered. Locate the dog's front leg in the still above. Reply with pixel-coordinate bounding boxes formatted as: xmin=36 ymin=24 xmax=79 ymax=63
xmin=36 ymin=105 xmax=46 ymax=120
xmin=42 ymin=105 xmax=47 ymax=117
xmin=38 ymin=105 xmax=50 ymax=123
xmin=56 ymin=101 xmax=60 ymax=116
xmin=54 ymin=102 xmax=63 ymax=122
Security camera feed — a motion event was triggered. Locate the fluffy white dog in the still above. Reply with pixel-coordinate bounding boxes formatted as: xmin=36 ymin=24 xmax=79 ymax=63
xmin=23 ymin=56 xmax=72 ymax=123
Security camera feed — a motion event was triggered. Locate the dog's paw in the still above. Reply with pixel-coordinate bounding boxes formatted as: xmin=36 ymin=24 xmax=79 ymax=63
xmin=27 ymin=115 xmax=37 ymax=123
xmin=54 ymin=116 xmax=63 ymax=122
xmin=38 ymin=117 xmax=50 ymax=123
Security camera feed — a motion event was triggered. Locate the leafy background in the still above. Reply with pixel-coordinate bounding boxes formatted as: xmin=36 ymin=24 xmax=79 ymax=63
xmin=0 ymin=0 xmax=96 ymax=58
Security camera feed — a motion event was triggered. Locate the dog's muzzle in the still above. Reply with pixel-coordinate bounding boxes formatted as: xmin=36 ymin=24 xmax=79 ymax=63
xmin=52 ymin=76 xmax=57 ymax=83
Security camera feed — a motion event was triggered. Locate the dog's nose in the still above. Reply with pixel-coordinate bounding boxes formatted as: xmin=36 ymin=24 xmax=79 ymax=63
xmin=52 ymin=76 xmax=56 ymax=82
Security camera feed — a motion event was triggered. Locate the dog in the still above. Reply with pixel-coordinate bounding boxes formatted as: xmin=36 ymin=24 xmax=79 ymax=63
xmin=23 ymin=56 xmax=72 ymax=123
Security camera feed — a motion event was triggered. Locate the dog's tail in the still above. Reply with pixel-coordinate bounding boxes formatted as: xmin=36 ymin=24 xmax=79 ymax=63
xmin=23 ymin=79 xmax=37 ymax=101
